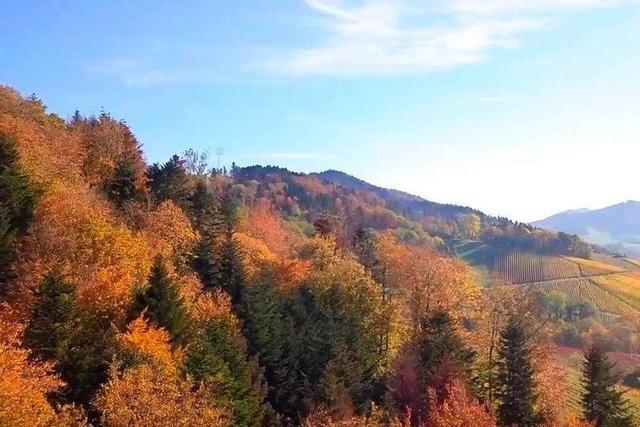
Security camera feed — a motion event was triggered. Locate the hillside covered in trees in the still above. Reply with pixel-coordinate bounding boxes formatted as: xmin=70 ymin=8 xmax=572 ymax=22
xmin=0 ymin=85 xmax=636 ymax=426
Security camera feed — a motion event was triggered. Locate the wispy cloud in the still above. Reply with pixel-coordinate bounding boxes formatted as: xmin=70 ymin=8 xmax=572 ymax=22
xmin=272 ymin=0 xmax=620 ymax=76
xmin=239 ymin=151 xmax=334 ymax=161
xmin=88 ymin=44 xmax=234 ymax=88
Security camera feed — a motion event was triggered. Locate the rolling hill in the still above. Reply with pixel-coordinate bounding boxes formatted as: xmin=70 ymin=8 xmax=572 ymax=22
xmin=532 ymin=201 xmax=640 ymax=257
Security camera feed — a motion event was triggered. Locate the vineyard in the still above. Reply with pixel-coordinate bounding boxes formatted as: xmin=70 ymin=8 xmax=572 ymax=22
xmin=564 ymin=256 xmax=625 ymax=276
xmin=515 ymin=278 xmax=638 ymax=316
xmin=493 ymin=252 xmax=581 ymax=284
xmin=591 ymin=253 xmax=640 ymax=273
xmin=591 ymin=273 xmax=640 ymax=311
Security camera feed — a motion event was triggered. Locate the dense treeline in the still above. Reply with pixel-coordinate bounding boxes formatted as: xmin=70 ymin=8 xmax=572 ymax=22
xmin=0 ymin=86 xmax=627 ymax=426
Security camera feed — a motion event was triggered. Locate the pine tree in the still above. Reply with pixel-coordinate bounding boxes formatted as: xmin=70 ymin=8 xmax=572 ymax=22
xmin=0 ymin=133 xmax=38 ymax=287
xmin=495 ymin=318 xmax=541 ymax=427
xmin=581 ymin=345 xmax=632 ymax=427
xmin=135 ymin=256 xmax=191 ymax=345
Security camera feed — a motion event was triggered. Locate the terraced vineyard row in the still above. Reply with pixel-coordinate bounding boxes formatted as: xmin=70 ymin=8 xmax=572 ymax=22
xmin=493 ymin=252 xmax=581 ymax=284
xmin=590 ymin=273 xmax=640 ymax=311
xmin=517 ymin=278 xmax=637 ymax=316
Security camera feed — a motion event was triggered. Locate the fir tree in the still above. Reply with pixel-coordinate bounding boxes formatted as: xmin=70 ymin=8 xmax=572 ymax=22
xmin=495 ymin=318 xmax=541 ymax=427
xmin=241 ymin=279 xmax=304 ymax=422
xmin=147 ymin=155 xmax=191 ymax=210
xmin=186 ymin=317 xmax=267 ymax=427
xmin=0 ymin=133 xmax=38 ymax=287
xmin=135 ymin=256 xmax=191 ymax=345
xmin=188 ymin=180 xmax=224 ymax=232
xmin=581 ymin=345 xmax=632 ymax=427
xmin=417 ymin=311 xmax=477 ymax=399
xmin=25 ymin=272 xmax=77 ymax=362
xmin=192 ymin=235 xmax=219 ymax=289
xmin=105 ymin=158 xmax=140 ymax=208
xmin=26 ymin=272 xmax=114 ymax=405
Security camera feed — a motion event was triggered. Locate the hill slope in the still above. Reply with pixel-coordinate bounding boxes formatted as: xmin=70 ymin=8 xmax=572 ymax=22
xmin=532 ymin=201 xmax=640 ymax=257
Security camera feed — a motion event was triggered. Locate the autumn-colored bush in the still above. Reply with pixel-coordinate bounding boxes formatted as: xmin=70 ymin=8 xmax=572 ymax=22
xmin=427 ymin=379 xmax=495 ymax=427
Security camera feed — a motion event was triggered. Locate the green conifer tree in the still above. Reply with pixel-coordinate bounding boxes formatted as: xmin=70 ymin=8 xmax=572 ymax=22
xmin=147 ymin=155 xmax=191 ymax=210
xmin=495 ymin=318 xmax=541 ymax=427
xmin=25 ymin=272 xmax=77 ymax=362
xmin=186 ymin=317 xmax=267 ymax=427
xmin=25 ymin=271 xmax=113 ymax=405
xmin=105 ymin=158 xmax=140 ymax=208
xmin=417 ymin=311 xmax=477 ymax=398
xmin=0 ymin=133 xmax=38 ymax=287
xmin=241 ymin=279 xmax=304 ymax=422
xmin=581 ymin=344 xmax=632 ymax=427
xmin=135 ymin=256 xmax=191 ymax=345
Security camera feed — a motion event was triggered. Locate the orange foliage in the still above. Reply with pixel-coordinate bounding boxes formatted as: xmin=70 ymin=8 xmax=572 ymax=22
xmin=13 ymin=184 xmax=152 ymax=322
xmin=70 ymin=112 xmax=147 ymax=193
xmin=533 ymin=344 xmax=568 ymax=424
xmin=0 ymin=316 xmax=86 ymax=426
xmin=117 ymin=316 xmax=181 ymax=375
xmin=142 ymin=200 xmax=199 ymax=262
xmin=302 ymin=405 xmax=402 ymax=427
xmin=427 ymin=379 xmax=496 ymax=427
xmin=94 ymin=364 xmax=227 ymax=427
xmin=244 ymin=199 xmax=292 ymax=257
xmin=273 ymin=257 xmax=312 ymax=292
xmin=0 ymin=86 xmax=84 ymax=186
xmin=375 ymin=233 xmax=479 ymax=326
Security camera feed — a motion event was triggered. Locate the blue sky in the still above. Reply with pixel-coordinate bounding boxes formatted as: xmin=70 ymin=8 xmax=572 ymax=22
xmin=2 ymin=0 xmax=640 ymax=222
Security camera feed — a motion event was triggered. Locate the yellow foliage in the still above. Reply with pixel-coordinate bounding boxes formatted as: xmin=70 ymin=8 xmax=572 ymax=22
xmin=142 ymin=200 xmax=199 ymax=263
xmin=235 ymin=231 xmax=277 ymax=281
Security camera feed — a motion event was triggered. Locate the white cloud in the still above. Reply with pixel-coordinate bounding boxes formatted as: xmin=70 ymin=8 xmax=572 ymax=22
xmin=273 ymin=0 xmax=619 ymax=76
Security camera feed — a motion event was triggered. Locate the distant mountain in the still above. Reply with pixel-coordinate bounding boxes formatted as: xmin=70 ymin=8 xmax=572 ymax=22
xmin=532 ymin=201 xmax=640 ymax=257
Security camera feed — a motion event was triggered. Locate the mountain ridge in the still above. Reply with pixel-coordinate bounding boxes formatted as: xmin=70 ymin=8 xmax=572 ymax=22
xmin=532 ymin=200 xmax=640 ymax=257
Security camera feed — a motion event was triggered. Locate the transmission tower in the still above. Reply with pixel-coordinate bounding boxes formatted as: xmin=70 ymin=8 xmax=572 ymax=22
xmin=216 ymin=147 xmax=224 ymax=169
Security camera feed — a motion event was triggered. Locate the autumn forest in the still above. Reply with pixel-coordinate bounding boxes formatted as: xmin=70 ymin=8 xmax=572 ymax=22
xmin=1 ymin=85 xmax=638 ymax=427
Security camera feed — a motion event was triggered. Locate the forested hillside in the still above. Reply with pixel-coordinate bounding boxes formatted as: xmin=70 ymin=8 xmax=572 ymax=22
xmin=0 ymin=86 xmax=634 ymax=426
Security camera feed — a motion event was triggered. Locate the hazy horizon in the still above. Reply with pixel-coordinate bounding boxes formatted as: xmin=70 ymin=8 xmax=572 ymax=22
xmin=3 ymin=0 xmax=640 ymax=222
